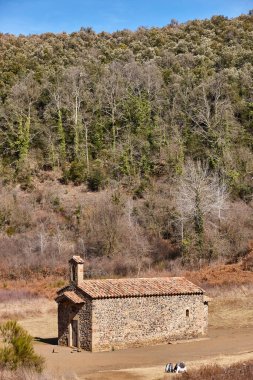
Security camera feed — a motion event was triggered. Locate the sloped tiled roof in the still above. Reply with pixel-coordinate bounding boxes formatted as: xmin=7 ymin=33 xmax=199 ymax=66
xmin=77 ymin=277 xmax=203 ymax=299
xmin=56 ymin=284 xmax=70 ymax=295
xmin=69 ymin=255 xmax=84 ymax=264
xmin=55 ymin=291 xmax=84 ymax=304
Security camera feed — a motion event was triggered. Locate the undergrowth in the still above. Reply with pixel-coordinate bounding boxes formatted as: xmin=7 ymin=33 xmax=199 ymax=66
xmin=182 ymin=360 xmax=253 ymax=380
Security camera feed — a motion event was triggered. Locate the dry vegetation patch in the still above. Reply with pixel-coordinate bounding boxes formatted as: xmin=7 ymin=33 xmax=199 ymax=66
xmin=185 ymin=263 xmax=253 ymax=287
xmin=0 ymin=276 xmax=67 ymax=299
xmin=0 ymin=290 xmax=56 ymax=323
xmin=201 ymin=284 xmax=253 ymax=329
xmin=181 ymin=360 xmax=253 ymax=380
xmin=0 ymin=368 xmax=55 ymax=380
xmin=184 ymin=263 xmax=253 ymax=330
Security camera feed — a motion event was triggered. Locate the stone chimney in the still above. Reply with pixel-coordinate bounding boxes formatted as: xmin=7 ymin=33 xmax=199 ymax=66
xmin=69 ymin=256 xmax=84 ymax=286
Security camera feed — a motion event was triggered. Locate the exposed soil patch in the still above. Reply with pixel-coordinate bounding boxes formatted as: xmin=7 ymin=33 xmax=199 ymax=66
xmin=33 ymin=327 xmax=253 ymax=380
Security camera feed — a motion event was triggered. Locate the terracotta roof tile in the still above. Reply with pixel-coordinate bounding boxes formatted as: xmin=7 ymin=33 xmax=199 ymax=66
xmin=56 ymin=285 xmax=70 ymax=295
xmin=69 ymin=255 xmax=84 ymax=264
xmin=56 ymin=291 xmax=84 ymax=304
xmin=77 ymin=277 xmax=203 ymax=299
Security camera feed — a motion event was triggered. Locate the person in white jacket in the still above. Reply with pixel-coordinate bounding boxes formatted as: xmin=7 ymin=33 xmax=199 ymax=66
xmin=174 ymin=362 xmax=187 ymax=373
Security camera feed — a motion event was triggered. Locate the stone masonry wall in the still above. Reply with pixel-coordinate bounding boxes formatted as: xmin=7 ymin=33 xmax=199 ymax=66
xmin=92 ymin=294 xmax=208 ymax=352
xmin=58 ymin=295 xmax=92 ymax=351
xmin=79 ymin=297 xmax=92 ymax=350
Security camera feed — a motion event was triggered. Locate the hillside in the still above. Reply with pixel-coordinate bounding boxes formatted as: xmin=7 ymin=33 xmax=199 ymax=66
xmin=0 ymin=14 xmax=253 ymax=276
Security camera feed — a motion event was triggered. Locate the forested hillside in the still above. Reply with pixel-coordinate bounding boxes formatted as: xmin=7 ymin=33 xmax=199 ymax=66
xmin=0 ymin=14 xmax=253 ymax=276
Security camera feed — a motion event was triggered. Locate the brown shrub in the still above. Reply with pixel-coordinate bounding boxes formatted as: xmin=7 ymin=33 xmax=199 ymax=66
xmin=0 ymin=187 xmax=33 ymax=234
xmin=242 ymin=252 xmax=253 ymax=271
xmin=182 ymin=361 xmax=253 ymax=380
xmin=79 ymin=192 xmax=151 ymax=272
xmin=218 ymin=201 xmax=253 ymax=263
xmin=184 ymin=263 xmax=253 ymax=287
xmin=0 ymin=178 xmax=253 ymax=281
xmin=241 ymin=241 xmax=253 ymax=271
xmin=0 ymin=368 xmax=56 ymax=379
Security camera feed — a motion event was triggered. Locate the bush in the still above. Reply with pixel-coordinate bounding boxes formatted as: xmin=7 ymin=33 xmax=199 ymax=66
xmin=133 ymin=180 xmax=149 ymax=199
xmin=67 ymin=160 xmax=86 ymax=185
xmin=16 ymin=164 xmax=34 ymax=192
xmin=87 ymin=169 xmax=105 ymax=192
xmin=0 ymin=321 xmax=44 ymax=372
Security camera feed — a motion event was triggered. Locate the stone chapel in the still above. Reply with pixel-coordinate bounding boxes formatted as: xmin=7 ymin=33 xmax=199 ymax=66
xmin=56 ymin=256 xmax=208 ymax=352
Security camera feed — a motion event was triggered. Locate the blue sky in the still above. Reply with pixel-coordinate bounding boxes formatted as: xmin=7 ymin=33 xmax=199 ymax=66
xmin=0 ymin=0 xmax=252 ymax=35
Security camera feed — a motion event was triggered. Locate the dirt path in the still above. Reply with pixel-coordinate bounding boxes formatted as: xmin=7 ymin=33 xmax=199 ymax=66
xmin=32 ymin=325 xmax=253 ymax=379
xmin=17 ymin=298 xmax=253 ymax=380
xmin=93 ymin=351 xmax=253 ymax=380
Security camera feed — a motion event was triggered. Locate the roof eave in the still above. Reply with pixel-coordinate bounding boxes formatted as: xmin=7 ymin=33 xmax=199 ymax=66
xmin=55 ymin=293 xmax=84 ymax=304
xmin=81 ymin=291 xmax=204 ymax=300
xmin=56 ymin=284 xmax=71 ymax=295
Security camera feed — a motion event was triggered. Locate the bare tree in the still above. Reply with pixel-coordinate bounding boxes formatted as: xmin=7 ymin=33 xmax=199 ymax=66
xmin=180 ymin=76 xmax=238 ymax=166
xmin=176 ymin=160 xmax=228 ymax=243
xmin=1 ymin=73 xmax=39 ymax=163
xmin=64 ymin=67 xmax=84 ymax=159
xmin=96 ymin=62 xmax=127 ymax=153
xmin=45 ymin=73 xmax=66 ymax=165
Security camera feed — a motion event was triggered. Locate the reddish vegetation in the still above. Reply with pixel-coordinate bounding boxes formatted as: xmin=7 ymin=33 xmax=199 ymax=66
xmin=0 ymin=239 xmax=252 ymax=300
xmin=184 ymin=241 xmax=253 ymax=287
xmin=242 ymin=250 xmax=253 ymax=271
xmin=0 ymin=261 xmax=252 ymax=300
xmin=185 ymin=262 xmax=253 ymax=287
xmin=0 ymin=275 xmax=67 ymax=299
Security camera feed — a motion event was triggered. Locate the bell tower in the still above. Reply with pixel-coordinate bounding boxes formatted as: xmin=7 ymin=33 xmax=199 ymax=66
xmin=69 ymin=256 xmax=84 ymax=286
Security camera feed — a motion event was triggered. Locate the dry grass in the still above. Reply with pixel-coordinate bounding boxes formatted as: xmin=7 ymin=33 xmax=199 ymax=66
xmin=103 ymin=352 xmax=253 ymax=380
xmin=0 ymin=277 xmax=67 ymax=299
xmin=205 ymin=284 xmax=253 ymax=329
xmin=0 ymin=290 xmax=36 ymax=303
xmin=0 ymin=295 xmax=56 ymax=323
xmin=0 ymin=368 xmax=79 ymax=380
xmin=181 ymin=360 xmax=253 ymax=380
xmin=184 ymin=264 xmax=253 ymax=330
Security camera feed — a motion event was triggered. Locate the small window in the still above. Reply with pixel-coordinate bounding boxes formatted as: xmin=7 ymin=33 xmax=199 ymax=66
xmin=186 ymin=309 xmax=189 ymax=317
xmin=70 ymin=265 xmax=76 ymax=282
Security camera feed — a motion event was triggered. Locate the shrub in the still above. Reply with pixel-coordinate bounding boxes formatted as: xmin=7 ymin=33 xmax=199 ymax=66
xmin=0 ymin=321 xmax=44 ymax=372
xmin=16 ymin=165 xmax=34 ymax=192
xmin=87 ymin=169 xmax=105 ymax=192
xmin=133 ymin=180 xmax=149 ymax=199
xmin=67 ymin=160 xmax=86 ymax=185
xmin=242 ymin=251 xmax=253 ymax=271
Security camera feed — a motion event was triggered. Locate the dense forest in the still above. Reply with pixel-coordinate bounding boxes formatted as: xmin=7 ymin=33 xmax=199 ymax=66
xmin=0 ymin=13 xmax=253 ymax=276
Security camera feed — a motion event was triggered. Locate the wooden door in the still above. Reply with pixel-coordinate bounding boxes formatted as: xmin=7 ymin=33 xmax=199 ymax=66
xmin=71 ymin=320 xmax=78 ymax=347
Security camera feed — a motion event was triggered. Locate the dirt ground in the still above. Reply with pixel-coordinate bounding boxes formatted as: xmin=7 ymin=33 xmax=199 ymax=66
xmin=16 ymin=296 xmax=253 ymax=380
xmin=32 ymin=326 xmax=253 ymax=380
